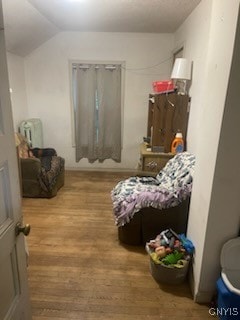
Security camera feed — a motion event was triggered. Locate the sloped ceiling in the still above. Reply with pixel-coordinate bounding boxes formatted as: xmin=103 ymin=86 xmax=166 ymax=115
xmin=2 ymin=0 xmax=59 ymax=57
xmin=2 ymin=0 xmax=201 ymax=57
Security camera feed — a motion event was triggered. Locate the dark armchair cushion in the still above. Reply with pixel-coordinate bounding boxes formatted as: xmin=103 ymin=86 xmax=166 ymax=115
xmin=31 ymin=148 xmax=57 ymax=158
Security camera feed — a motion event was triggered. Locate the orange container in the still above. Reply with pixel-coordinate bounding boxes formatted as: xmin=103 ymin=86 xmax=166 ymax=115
xmin=171 ymin=132 xmax=184 ymax=154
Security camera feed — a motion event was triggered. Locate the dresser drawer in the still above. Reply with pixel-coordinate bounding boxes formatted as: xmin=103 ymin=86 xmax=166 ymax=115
xmin=139 ymin=143 xmax=174 ymax=173
xmin=142 ymin=156 xmax=171 ymax=173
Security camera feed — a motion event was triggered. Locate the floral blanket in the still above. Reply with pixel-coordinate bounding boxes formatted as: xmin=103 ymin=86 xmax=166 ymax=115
xmin=39 ymin=156 xmax=65 ymax=192
xmin=111 ymin=152 xmax=195 ymax=227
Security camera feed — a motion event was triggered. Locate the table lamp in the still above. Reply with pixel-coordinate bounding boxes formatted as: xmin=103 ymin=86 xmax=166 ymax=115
xmin=171 ymin=58 xmax=192 ymax=95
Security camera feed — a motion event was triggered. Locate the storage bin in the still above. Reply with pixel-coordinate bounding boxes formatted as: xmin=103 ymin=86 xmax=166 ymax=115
xmin=216 ymin=237 xmax=240 ymax=319
xmin=149 ymin=253 xmax=189 ymax=285
xmin=216 ymin=277 xmax=240 ymax=319
xmin=152 ymin=80 xmax=174 ymax=93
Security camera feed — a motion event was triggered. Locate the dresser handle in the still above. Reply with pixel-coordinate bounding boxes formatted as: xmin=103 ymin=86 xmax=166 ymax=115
xmin=146 ymin=161 xmax=157 ymax=170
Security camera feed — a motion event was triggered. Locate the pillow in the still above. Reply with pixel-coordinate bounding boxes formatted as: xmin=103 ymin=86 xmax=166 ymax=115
xmin=18 ymin=141 xmax=34 ymax=159
xmin=15 ymin=133 xmax=35 ymax=159
xmin=18 ymin=142 xmax=29 ymax=158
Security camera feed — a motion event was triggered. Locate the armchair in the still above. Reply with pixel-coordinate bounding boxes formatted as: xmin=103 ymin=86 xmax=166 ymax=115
xmin=111 ymin=152 xmax=195 ymax=245
xmin=16 ymin=133 xmax=65 ymax=198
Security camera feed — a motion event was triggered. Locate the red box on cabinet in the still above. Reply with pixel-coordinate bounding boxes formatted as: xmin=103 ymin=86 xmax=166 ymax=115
xmin=152 ymin=80 xmax=174 ymax=93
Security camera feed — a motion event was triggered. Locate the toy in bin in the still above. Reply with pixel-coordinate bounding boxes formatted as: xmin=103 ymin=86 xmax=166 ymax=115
xmin=146 ymin=229 xmax=194 ymax=284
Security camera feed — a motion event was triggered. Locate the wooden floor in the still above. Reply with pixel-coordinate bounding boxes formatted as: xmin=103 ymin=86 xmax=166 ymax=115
xmin=22 ymin=171 xmax=213 ymax=320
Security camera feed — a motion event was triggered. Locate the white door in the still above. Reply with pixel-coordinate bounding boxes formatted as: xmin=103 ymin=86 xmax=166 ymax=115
xmin=0 ymin=1 xmax=31 ymax=319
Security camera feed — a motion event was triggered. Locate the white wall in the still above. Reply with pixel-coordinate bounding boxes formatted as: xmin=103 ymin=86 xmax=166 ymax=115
xmin=174 ymin=0 xmax=240 ymax=302
xmin=174 ymin=0 xmax=213 ymax=154
xmin=6 ymin=52 xmax=28 ymax=131
xmin=24 ymin=32 xmax=174 ymax=169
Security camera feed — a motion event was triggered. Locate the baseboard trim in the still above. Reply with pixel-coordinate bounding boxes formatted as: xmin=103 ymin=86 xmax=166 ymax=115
xmin=194 ymin=291 xmax=213 ymax=304
xmin=188 ymin=263 xmax=214 ymax=303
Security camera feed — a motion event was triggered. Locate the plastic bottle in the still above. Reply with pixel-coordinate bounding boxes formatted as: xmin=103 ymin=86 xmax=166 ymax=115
xmin=171 ymin=132 xmax=184 ymax=154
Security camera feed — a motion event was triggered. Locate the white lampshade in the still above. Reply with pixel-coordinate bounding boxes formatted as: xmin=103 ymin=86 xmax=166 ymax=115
xmin=171 ymin=58 xmax=191 ymax=80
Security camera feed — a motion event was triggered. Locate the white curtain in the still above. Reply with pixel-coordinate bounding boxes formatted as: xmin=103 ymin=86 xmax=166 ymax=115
xmin=73 ymin=64 xmax=121 ymax=163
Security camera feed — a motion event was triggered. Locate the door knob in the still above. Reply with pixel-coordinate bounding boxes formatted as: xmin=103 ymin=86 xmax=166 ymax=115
xmin=15 ymin=222 xmax=31 ymax=236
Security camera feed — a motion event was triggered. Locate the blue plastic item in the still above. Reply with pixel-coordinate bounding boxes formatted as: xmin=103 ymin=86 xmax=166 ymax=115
xmin=178 ymin=234 xmax=194 ymax=254
xmin=215 ymin=237 xmax=240 ymax=319
xmin=216 ymin=277 xmax=240 ymax=319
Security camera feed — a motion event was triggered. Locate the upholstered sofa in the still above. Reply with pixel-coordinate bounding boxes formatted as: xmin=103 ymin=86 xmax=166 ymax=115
xmin=16 ymin=133 xmax=65 ymax=198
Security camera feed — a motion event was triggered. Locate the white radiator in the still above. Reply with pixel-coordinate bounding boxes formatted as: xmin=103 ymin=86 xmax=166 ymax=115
xmin=19 ymin=118 xmax=43 ymax=148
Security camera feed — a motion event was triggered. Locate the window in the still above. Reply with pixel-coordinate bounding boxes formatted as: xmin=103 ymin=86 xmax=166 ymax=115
xmin=71 ymin=63 xmax=122 ymax=163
